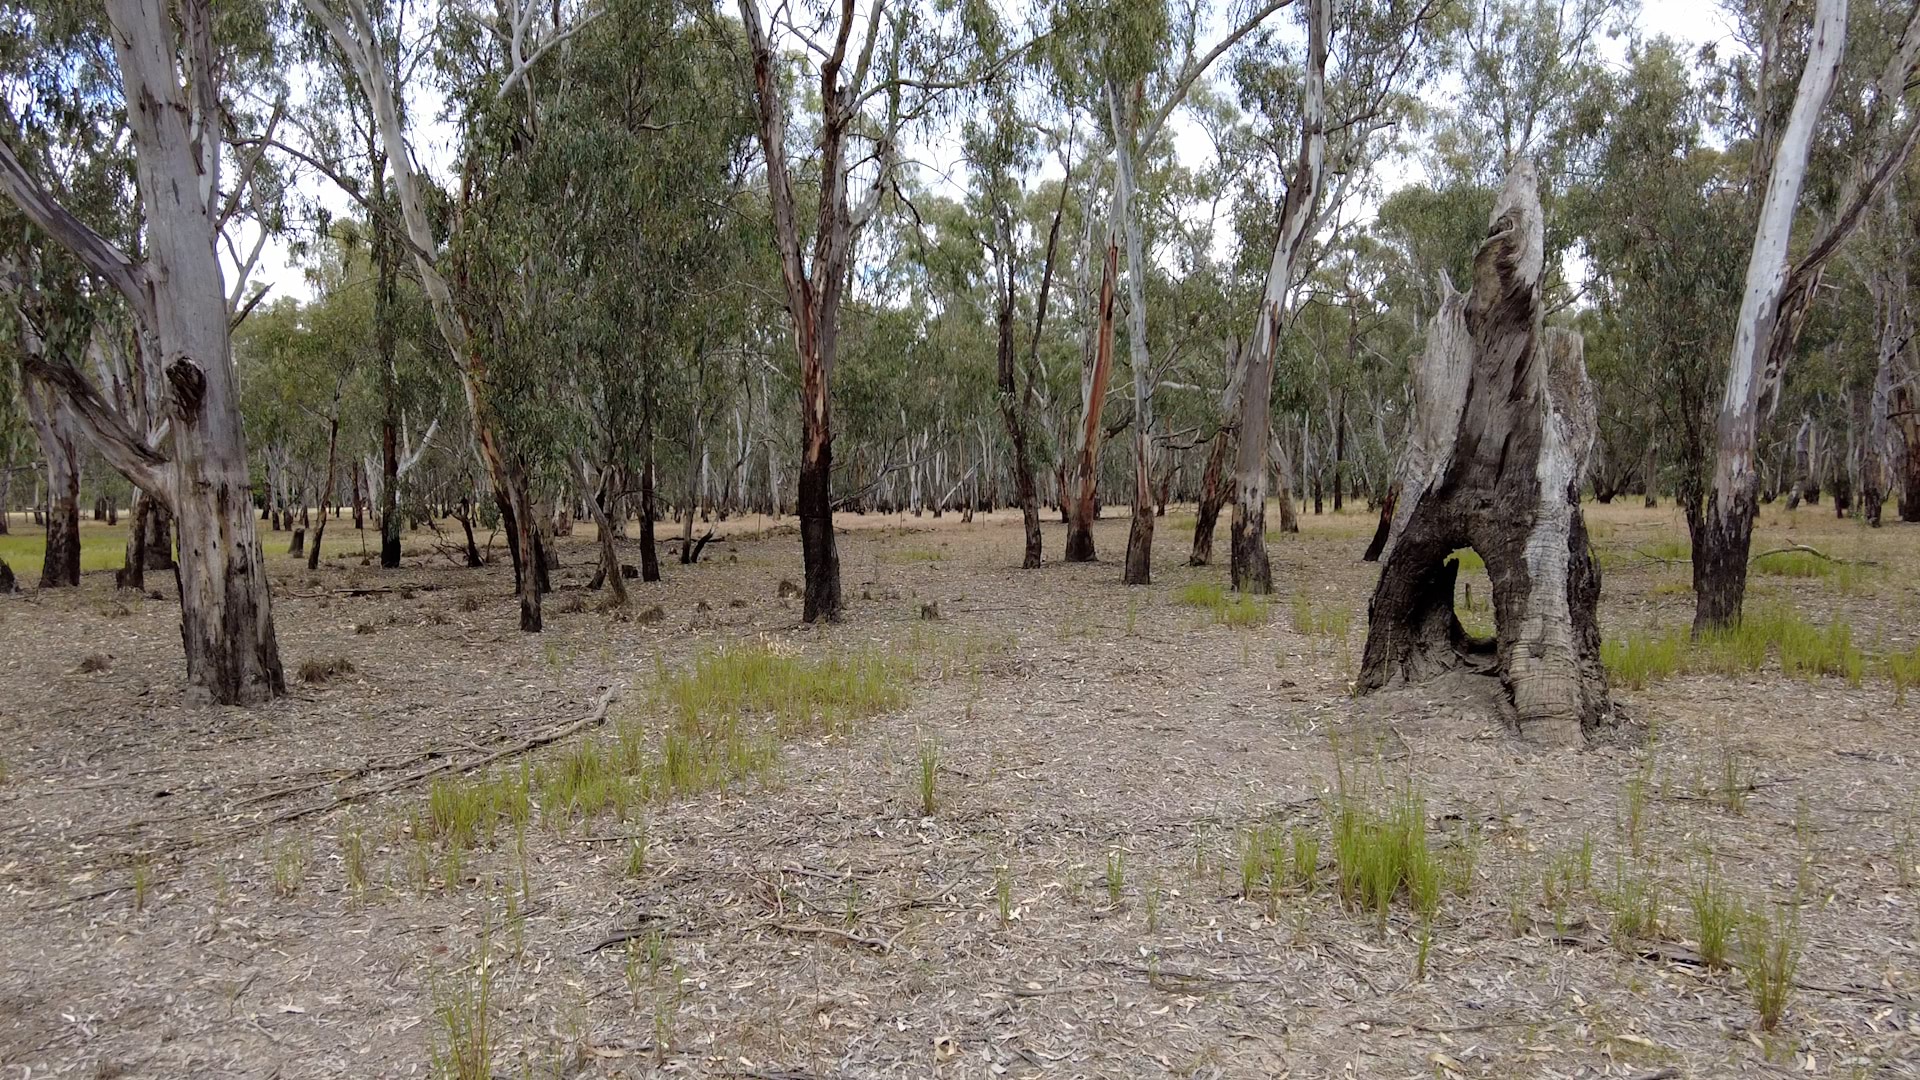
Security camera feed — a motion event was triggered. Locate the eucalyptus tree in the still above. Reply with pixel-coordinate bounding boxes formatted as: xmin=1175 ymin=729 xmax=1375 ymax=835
xmin=730 ymin=0 xmax=981 ymax=619
xmin=299 ymin=0 xmax=601 ymax=630
xmin=1697 ymin=0 xmax=1920 ymax=631
xmin=1570 ymin=40 xmax=1744 ymax=549
xmin=0 ymin=0 xmax=287 ymax=703
xmin=1043 ymin=0 xmax=1291 ymax=583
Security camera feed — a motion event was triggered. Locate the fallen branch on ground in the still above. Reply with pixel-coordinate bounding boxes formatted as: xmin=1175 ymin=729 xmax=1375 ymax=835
xmin=187 ymin=683 xmax=623 ymax=848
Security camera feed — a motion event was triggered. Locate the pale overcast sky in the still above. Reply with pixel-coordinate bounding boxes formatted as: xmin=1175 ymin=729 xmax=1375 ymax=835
xmin=237 ymin=1 xmax=1741 ymax=304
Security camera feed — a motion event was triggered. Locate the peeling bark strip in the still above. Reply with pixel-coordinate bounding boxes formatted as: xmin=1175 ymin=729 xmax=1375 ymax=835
xmin=1357 ymin=163 xmax=1612 ymax=748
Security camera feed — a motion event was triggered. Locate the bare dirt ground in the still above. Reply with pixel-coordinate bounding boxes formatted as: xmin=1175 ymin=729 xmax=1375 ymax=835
xmin=1 ymin=500 xmax=1917 ymax=1079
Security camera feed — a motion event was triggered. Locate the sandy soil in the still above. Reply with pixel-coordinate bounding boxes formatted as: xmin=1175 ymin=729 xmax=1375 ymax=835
xmin=0 ymin=500 xmax=1916 ymax=1079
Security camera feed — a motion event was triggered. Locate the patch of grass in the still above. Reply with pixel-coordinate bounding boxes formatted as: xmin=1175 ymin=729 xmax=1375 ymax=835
xmin=131 ymin=859 xmax=152 ymax=912
xmin=1290 ymin=591 xmax=1353 ymax=654
xmin=298 ymin=656 xmax=356 ymax=684
xmin=1175 ymin=581 xmax=1270 ymax=628
xmin=1290 ymin=828 xmax=1321 ymax=894
xmin=624 ymin=830 xmax=649 ymax=879
xmin=532 ymin=646 xmax=910 ymax=827
xmin=0 ymin=526 xmax=127 ymax=573
xmin=1105 ymin=851 xmax=1125 ymax=906
xmin=1602 ymin=630 xmax=1687 ymax=690
xmin=430 ymin=952 xmax=495 ymax=1080
xmin=1606 ymin=858 xmax=1665 ymax=950
xmin=1689 ymin=858 xmax=1741 ymax=969
xmin=658 ymin=644 xmax=911 ymax=738
xmin=1886 ymin=645 xmax=1920 ymax=706
xmin=1751 ymin=549 xmax=1872 ymax=592
xmin=1331 ymin=784 xmax=1441 ymax=930
xmin=270 ymin=838 xmax=308 ymax=899
xmin=426 ymin=768 xmax=533 ymax=851
xmin=1606 ymin=606 xmax=1868 ymax=688
xmin=343 ymin=826 xmax=368 ymax=893
xmin=885 ymin=546 xmax=942 ymax=563
xmin=1447 ymin=547 xmax=1486 ymax=575
xmin=1739 ymin=903 xmax=1802 ymax=1032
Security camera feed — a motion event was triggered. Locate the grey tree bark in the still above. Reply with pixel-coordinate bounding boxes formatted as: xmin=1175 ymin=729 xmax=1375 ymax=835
xmin=0 ymin=0 xmax=285 ymax=702
xmin=1357 ymin=163 xmax=1612 ymax=749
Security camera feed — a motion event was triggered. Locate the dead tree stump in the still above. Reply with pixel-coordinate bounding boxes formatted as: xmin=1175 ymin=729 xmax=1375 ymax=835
xmin=1357 ymin=162 xmax=1613 ymax=748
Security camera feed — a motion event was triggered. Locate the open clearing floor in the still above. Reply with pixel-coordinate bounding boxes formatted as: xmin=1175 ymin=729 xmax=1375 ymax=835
xmin=1 ymin=501 xmax=1917 ymax=1079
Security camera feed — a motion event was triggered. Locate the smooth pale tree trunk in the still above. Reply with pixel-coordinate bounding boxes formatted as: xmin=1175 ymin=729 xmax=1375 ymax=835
xmin=21 ymin=380 xmax=80 ymax=588
xmin=1696 ymin=0 xmax=1847 ymax=633
xmin=1106 ymin=83 xmax=1158 ymax=586
xmin=1067 ymin=243 xmax=1118 ymax=562
xmin=1358 ymin=164 xmax=1611 ymax=748
xmin=0 ymin=0 xmax=285 ymax=702
xmin=1231 ymin=0 xmax=1327 ymax=594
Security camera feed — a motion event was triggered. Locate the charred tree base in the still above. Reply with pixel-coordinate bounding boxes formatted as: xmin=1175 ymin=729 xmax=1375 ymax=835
xmin=1063 ymin=520 xmax=1096 ymax=563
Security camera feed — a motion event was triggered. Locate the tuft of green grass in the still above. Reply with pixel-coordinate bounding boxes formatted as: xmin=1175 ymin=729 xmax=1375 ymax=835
xmin=1688 ymin=858 xmax=1741 ymax=969
xmin=270 ymin=838 xmax=308 ymax=899
xmin=430 ymin=953 xmax=495 ymax=1080
xmin=1606 ymin=858 xmax=1664 ymax=950
xmin=1738 ymin=903 xmax=1802 ymax=1032
xmin=1175 ymin=581 xmax=1270 ymax=628
xmin=343 ymin=826 xmax=369 ymax=894
xmin=1605 ymin=605 xmax=1869 ymax=689
xmin=530 ymin=646 xmax=912 ymax=828
xmin=1885 ymin=645 xmax=1920 ymax=706
xmin=1331 ymin=785 xmax=1441 ymax=931
xmin=624 ymin=829 xmax=649 ymax=879
xmin=1602 ymin=630 xmax=1688 ymax=690
xmin=1105 ymin=851 xmax=1126 ymax=906
xmin=1290 ymin=592 xmax=1353 ymax=653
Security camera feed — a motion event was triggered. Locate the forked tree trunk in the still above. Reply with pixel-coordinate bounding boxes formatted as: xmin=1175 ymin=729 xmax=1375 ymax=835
xmin=1357 ymin=163 xmax=1611 ymax=749
xmin=0 ymin=0 xmax=287 ymax=702
xmin=1067 ymin=242 xmax=1119 ymax=563
xmin=578 ymin=455 xmax=627 ymax=607
xmin=1696 ymin=0 xmax=1848 ymax=632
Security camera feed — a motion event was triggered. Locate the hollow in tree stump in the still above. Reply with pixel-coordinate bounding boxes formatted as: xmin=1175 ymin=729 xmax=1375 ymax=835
xmin=1357 ymin=162 xmax=1614 ymax=748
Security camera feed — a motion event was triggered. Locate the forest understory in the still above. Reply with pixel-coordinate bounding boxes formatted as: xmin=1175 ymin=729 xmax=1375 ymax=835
xmin=0 ymin=501 xmax=1916 ymax=1079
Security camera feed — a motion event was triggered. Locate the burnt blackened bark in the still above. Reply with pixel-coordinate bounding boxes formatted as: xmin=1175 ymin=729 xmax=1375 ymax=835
xmin=1359 ymin=164 xmax=1612 ymax=748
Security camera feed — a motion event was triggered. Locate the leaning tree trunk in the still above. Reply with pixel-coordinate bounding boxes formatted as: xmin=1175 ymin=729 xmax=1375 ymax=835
xmin=1188 ymin=429 xmax=1232 ymax=565
xmin=578 ymin=455 xmax=627 ymax=607
xmin=1231 ymin=0 xmax=1327 ymax=592
xmin=1357 ymin=162 xmax=1611 ymax=749
xmin=307 ymin=403 xmax=341 ymax=570
xmin=1697 ymin=0 xmax=1847 ymax=633
xmin=21 ymin=380 xmax=80 ymax=588
xmin=1066 ymin=243 xmax=1118 ymax=563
